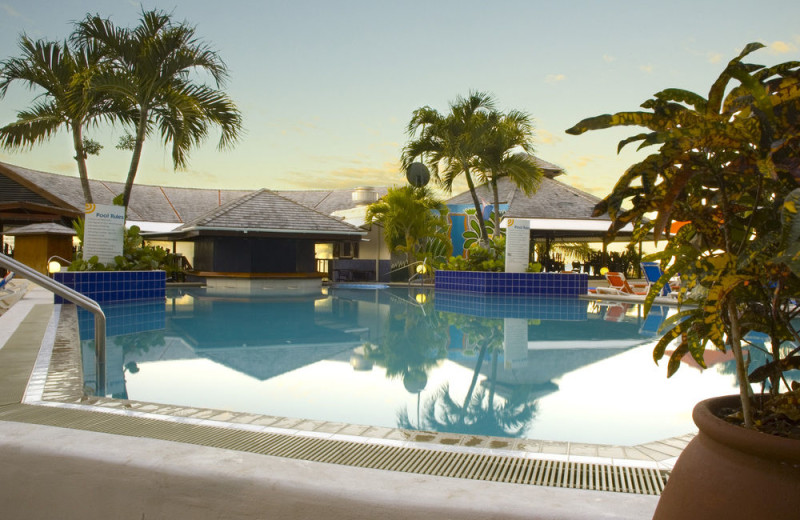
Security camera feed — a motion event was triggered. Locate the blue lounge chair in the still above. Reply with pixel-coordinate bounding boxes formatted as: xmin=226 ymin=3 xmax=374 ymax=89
xmin=639 ymin=305 xmax=668 ymax=336
xmin=0 ymin=271 xmax=14 ymax=291
xmin=641 ymin=262 xmax=678 ymax=298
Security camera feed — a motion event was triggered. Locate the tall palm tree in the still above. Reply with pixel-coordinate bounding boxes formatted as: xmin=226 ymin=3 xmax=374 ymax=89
xmin=0 ymin=36 xmax=120 ymax=203
xmin=473 ymin=109 xmax=543 ymax=237
xmin=73 ymin=9 xmax=243 ymax=209
xmin=402 ymin=91 xmax=496 ymax=245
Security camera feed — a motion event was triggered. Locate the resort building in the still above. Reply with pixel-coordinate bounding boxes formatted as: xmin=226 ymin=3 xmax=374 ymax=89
xmin=0 ymin=161 xmax=389 ymax=280
xmin=0 ymin=157 xmax=632 ymax=279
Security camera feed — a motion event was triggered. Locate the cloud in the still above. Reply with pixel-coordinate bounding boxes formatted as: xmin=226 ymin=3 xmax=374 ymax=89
xmin=571 ymin=155 xmax=605 ymax=169
xmin=602 ymin=54 xmax=615 ymax=63
xmin=707 ymin=52 xmax=723 ymax=64
xmin=275 ymin=118 xmax=319 ymax=136
xmin=0 ymin=3 xmax=21 ymax=17
xmin=567 ymin=177 xmax=608 ymax=198
xmin=545 ymin=73 xmax=566 ymax=84
xmin=535 ymin=128 xmax=561 ymax=145
xmin=639 ymin=64 xmax=654 ymax=74
xmin=279 ymin=161 xmax=403 ymax=190
xmin=768 ymin=40 xmax=796 ymax=54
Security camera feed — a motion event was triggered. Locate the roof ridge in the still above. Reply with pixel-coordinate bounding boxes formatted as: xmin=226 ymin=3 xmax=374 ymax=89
xmin=549 ymin=177 xmax=603 ymax=203
xmin=267 ymin=189 xmax=363 ymax=229
xmin=192 ymin=188 xmax=266 ymax=226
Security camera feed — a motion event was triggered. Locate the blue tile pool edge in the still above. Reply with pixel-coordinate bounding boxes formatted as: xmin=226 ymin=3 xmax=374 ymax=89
xmin=53 ymin=270 xmax=166 ymax=304
xmin=434 ymin=271 xmax=589 ymax=296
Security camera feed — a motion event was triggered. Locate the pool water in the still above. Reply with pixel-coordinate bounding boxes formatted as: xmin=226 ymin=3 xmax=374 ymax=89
xmin=77 ymin=287 xmax=749 ymax=446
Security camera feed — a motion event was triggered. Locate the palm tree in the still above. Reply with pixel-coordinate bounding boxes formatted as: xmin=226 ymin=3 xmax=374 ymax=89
xmin=402 ymin=91 xmax=496 ymax=245
xmin=473 ymin=109 xmax=543 ymax=237
xmin=365 ymin=185 xmax=451 ymax=269
xmin=0 ymin=36 xmax=121 ymax=203
xmin=73 ymin=9 xmax=243 ymax=209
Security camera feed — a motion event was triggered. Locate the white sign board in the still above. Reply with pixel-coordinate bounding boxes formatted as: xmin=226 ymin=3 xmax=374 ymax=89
xmin=83 ymin=203 xmax=125 ymax=264
xmin=504 ymin=218 xmax=530 ymax=273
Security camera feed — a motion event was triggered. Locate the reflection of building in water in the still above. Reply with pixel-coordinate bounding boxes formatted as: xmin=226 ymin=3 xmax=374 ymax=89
xmin=85 ymin=288 xmax=393 ymax=397
xmin=443 ymin=297 xmax=655 ymax=404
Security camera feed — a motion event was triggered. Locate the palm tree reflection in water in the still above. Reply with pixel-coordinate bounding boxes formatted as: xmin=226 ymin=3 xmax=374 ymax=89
xmin=366 ymin=295 xmax=540 ymax=438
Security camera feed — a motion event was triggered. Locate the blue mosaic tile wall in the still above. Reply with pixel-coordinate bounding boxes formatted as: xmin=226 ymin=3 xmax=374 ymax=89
xmin=434 ymin=271 xmax=588 ymax=296
xmin=77 ymin=300 xmax=166 ymax=340
xmin=53 ymin=270 xmax=166 ymax=304
xmin=434 ymin=291 xmax=588 ymax=320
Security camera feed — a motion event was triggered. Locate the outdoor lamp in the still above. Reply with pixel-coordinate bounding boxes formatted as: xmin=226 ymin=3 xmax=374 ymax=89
xmin=416 ymin=264 xmax=427 ymax=274
xmin=600 ymin=267 xmax=609 ymax=275
xmin=415 ymin=293 xmax=427 ymax=304
xmin=47 ymin=255 xmax=71 ymax=276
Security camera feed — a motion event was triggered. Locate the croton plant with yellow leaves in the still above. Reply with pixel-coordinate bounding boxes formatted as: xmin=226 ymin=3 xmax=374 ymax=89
xmin=567 ymin=43 xmax=800 ymax=436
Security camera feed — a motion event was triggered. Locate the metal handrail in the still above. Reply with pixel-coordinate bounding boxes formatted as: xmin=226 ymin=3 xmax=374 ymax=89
xmin=0 ymin=253 xmax=106 ymax=393
xmin=386 ymin=259 xmax=434 ymax=286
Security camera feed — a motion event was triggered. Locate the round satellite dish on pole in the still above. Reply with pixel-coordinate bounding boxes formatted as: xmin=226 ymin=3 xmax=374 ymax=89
xmin=406 ymin=162 xmax=430 ymax=187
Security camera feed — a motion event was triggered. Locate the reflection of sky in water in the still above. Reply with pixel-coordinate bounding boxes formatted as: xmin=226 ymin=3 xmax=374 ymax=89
xmin=80 ymin=288 xmax=752 ymax=446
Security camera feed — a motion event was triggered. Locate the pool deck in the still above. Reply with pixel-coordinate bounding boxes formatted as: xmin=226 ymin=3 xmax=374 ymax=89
xmin=0 ymin=282 xmax=681 ymax=519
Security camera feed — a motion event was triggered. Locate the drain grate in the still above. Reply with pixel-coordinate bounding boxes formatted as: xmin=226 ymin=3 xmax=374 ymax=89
xmin=0 ymin=403 xmax=669 ymax=495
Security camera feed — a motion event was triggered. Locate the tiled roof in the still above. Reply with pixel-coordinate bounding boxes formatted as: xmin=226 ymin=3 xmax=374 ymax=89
xmin=4 ymin=222 xmax=76 ymax=236
xmin=446 ymin=176 xmax=608 ymax=221
xmin=0 ymin=161 xmax=385 ymax=224
xmin=176 ymin=189 xmax=365 ymax=235
xmin=279 ymin=188 xmax=388 ymax=215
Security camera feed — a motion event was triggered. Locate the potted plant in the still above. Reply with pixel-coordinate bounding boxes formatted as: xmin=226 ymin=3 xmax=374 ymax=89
xmin=567 ymin=43 xmax=800 ymax=519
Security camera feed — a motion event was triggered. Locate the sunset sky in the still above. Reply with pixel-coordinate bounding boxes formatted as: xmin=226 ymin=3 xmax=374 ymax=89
xmin=1 ymin=0 xmax=798 ymax=197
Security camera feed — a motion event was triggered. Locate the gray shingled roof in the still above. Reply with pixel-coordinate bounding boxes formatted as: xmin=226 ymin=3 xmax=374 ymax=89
xmin=4 ymin=222 xmax=76 ymax=236
xmin=279 ymin=188 xmax=388 ymax=215
xmin=175 ymin=189 xmax=365 ymax=236
xmin=0 ymin=161 xmax=385 ymax=224
xmin=447 ymin=176 xmax=609 ymax=222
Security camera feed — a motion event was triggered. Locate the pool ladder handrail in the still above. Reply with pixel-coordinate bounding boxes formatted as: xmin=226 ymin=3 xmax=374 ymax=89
xmin=387 ymin=259 xmax=433 ymax=286
xmin=0 ymin=253 xmax=106 ymax=393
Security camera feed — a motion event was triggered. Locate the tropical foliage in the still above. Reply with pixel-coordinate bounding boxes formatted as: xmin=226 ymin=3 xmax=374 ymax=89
xmin=72 ymin=9 xmax=243 ymax=208
xmin=402 ymin=91 xmax=542 ymax=245
xmin=567 ymin=42 xmax=800 ymax=431
xmin=440 ymin=234 xmax=542 ymax=273
xmin=70 ymin=222 xmax=180 ymax=276
xmin=472 ymin=110 xmax=543 ymax=236
xmin=0 ymin=36 xmax=124 ymax=203
xmin=365 ymin=185 xmax=452 ymax=269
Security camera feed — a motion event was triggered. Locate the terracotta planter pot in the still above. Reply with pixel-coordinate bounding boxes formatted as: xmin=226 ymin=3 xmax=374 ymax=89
xmin=653 ymin=395 xmax=800 ymax=520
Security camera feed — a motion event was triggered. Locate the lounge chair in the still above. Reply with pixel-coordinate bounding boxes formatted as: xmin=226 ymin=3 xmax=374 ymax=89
xmin=639 ymin=305 xmax=668 ymax=336
xmin=603 ymin=302 xmax=630 ymax=322
xmin=0 ymin=271 xmax=14 ymax=291
xmin=0 ymin=272 xmax=19 ymax=313
xmin=597 ymin=271 xmax=649 ymax=296
xmin=640 ymin=262 xmax=680 ymax=298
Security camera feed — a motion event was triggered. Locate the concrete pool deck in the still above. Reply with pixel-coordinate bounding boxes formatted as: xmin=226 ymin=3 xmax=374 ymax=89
xmin=0 ymin=282 xmax=678 ymax=519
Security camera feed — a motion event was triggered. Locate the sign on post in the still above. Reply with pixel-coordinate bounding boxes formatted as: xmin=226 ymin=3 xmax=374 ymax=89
xmin=83 ymin=203 xmax=125 ymax=264
xmin=504 ymin=218 xmax=530 ymax=273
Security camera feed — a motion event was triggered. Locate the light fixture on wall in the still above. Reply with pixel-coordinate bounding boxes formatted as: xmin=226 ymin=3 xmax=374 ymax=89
xmin=47 ymin=255 xmax=71 ymax=277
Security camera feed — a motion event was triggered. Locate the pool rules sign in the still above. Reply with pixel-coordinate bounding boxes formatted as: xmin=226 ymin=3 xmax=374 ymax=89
xmin=504 ymin=218 xmax=530 ymax=272
xmin=83 ymin=203 xmax=125 ymax=264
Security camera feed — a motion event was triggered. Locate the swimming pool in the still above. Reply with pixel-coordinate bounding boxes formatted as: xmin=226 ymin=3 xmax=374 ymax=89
xmin=76 ymin=286 xmax=746 ymax=446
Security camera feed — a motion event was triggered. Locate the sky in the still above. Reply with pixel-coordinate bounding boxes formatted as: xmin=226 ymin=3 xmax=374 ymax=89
xmin=1 ymin=0 xmax=799 ymax=198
